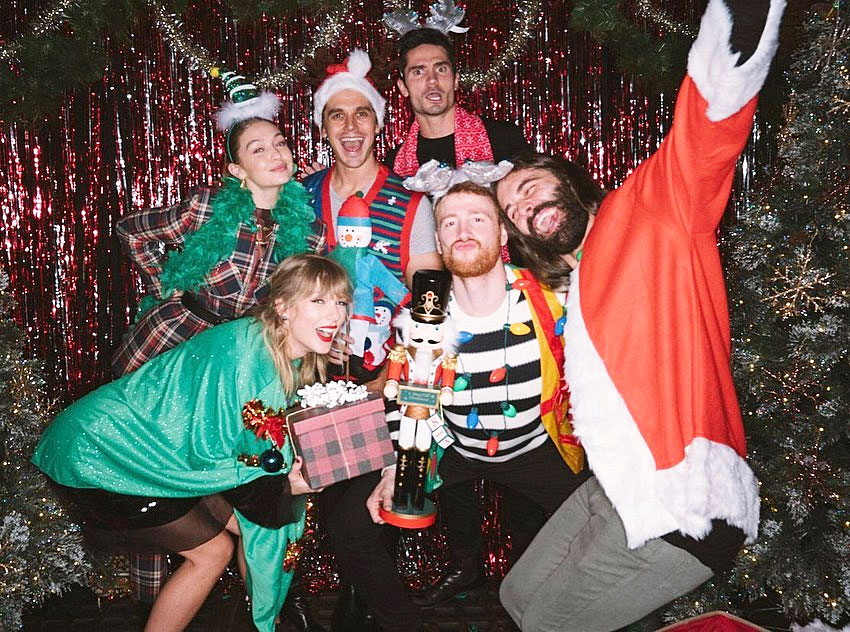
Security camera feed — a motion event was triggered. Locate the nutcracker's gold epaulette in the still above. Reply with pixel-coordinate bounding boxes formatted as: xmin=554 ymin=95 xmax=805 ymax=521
xmin=441 ymin=354 xmax=458 ymax=370
xmin=388 ymin=344 xmax=407 ymax=363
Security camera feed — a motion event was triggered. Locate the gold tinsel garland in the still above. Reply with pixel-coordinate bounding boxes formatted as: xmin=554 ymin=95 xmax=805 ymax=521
xmin=635 ymin=0 xmax=695 ymax=37
xmin=1 ymin=0 xmax=696 ymax=92
xmin=151 ymin=0 xmax=350 ymax=89
xmin=0 ymin=0 xmax=80 ymax=65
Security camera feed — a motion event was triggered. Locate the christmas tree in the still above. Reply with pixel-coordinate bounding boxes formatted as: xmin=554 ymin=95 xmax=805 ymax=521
xmin=0 ymin=267 xmax=90 ymax=628
xmin=669 ymin=6 xmax=849 ymax=626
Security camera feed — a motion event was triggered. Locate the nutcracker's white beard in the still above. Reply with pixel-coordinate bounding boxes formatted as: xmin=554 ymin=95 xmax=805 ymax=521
xmin=411 ymin=346 xmax=434 ymax=384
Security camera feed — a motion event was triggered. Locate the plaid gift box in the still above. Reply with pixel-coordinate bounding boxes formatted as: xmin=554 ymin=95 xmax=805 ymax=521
xmin=657 ymin=612 xmax=766 ymax=631
xmin=286 ymin=393 xmax=395 ymax=489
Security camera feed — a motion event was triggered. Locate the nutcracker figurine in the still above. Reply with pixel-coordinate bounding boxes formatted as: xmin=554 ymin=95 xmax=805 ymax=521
xmin=381 ymin=269 xmax=458 ymax=528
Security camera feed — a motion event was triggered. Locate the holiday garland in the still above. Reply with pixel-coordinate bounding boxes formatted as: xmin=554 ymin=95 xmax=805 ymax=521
xmin=158 ymin=176 xmax=314 ymax=297
xmin=0 ymin=0 xmax=719 ymax=123
xmin=569 ymin=0 xmax=694 ymax=91
xmin=151 ymin=0 xmax=350 ymax=90
xmin=0 ymin=0 xmax=341 ymax=122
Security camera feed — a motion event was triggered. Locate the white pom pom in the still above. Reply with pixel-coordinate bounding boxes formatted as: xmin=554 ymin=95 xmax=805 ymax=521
xmin=297 ymin=379 xmax=369 ymax=409
xmin=346 ymin=49 xmax=372 ymax=79
xmin=215 ymin=91 xmax=281 ymax=132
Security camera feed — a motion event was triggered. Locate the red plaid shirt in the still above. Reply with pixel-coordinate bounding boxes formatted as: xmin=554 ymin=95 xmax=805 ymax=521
xmin=112 ymin=185 xmax=324 ymax=376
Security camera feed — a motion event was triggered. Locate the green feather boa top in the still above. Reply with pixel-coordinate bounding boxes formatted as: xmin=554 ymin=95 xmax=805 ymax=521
xmin=158 ymin=176 xmax=314 ymax=297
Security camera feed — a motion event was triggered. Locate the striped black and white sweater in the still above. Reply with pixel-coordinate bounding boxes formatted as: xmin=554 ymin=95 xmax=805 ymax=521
xmin=388 ymin=273 xmax=564 ymax=462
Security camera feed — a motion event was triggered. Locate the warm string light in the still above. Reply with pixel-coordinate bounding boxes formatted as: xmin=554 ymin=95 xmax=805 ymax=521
xmin=766 ymin=245 xmax=837 ymax=318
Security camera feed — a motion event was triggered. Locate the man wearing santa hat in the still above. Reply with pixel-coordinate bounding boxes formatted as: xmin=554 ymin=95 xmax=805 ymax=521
xmin=304 ymin=48 xmax=441 ymax=383
xmin=302 ymin=48 xmax=442 ymax=632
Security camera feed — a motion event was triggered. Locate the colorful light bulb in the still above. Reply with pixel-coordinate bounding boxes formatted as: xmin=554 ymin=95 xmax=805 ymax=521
xmin=453 ymin=373 xmax=470 ymax=392
xmin=509 ymin=322 xmax=531 ymax=336
xmin=489 ymin=366 xmax=507 ymax=383
xmin=554 ymin=315 xmax=566 ymax=336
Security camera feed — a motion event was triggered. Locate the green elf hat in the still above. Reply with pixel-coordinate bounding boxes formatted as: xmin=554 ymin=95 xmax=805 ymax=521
xmin=211 ymin=66 xmax=281 ymax=160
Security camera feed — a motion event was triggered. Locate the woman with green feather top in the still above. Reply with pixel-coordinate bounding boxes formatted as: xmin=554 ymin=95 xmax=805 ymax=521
xmin=110 ymin=73 xmax=327 ymax=631
xmin=112 ymin=115 xmax=324 ymax=377
xmin=33 ymin=254 xmax=351 ymax=632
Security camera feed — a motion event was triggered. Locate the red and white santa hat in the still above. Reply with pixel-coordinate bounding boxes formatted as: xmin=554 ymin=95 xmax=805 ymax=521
xmin=338 ymin=193 xmax=372 ymax=229
xmin=313 ymin=49 xmax=386 ymax=130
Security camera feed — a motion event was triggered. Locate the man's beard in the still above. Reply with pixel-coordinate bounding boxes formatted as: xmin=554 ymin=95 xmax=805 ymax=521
xmin=443 ymin=239 xmax=501 ymax=278
xmin=526 ymin=203 xmax=587 ymax=255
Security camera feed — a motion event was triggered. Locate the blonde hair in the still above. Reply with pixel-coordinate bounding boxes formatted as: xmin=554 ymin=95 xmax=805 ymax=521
xmin=253 ymin=254 xmax=352 ymax=397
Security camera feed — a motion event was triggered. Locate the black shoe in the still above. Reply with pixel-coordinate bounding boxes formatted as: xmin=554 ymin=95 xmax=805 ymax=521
xmin=331 ymin=583 xmax=378 ymax=632
xmin=410 ymin=557 xmax=485 ymax=607
xmin=281 ymin=592 xmax=326 ymax=632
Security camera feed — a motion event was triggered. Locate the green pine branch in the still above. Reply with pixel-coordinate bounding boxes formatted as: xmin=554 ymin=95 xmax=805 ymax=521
xmin=0 ymin=271 xmax=91 ymax=628
xmin=569 ymin=0 xmax=691 ymax=92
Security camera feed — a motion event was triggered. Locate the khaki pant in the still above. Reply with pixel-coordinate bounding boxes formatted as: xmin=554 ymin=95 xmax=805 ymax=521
xmin=500 ymin=477 xmax=713 ymax=632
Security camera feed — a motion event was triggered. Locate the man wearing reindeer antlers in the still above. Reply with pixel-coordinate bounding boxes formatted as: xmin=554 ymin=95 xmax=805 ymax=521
xmin=382 ymin=2 xmax=553 ymax=609
xmin=383 ymin=3 xmax=531 ymax=177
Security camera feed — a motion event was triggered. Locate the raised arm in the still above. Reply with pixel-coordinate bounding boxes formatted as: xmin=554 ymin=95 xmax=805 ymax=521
xmin=115 ymin=188 xmax=211 ymax=297
xmin=620 ymin=0 xmax=784 ymax=234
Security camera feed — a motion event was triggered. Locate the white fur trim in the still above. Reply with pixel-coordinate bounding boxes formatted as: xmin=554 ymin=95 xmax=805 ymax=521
xmin=404 ymin=159 xmax=514 ymax=199
xmin=792 ymin=622 xmax=850 ymax=632
xmin=215 ymin=91 xmax=281 ymax=132
xmin=564 ymin=268 xmax=760 ymax=548
xmin=312 ymin=49 xmax=386 ymax=129
xmin=687 ymin=0 xmax=785 ymax=121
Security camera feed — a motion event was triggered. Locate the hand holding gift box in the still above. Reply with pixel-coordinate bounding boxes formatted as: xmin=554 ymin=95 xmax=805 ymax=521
xmin=287 ymin=381 xmax=395 ymax=490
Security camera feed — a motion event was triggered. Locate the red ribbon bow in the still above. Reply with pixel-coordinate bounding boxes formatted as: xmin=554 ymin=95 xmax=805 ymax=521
xmin=242 ymin=399 xmax=289 ymax=448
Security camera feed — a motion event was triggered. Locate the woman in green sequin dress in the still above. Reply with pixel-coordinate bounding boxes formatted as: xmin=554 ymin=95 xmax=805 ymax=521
xmin=33 ymin=254 xmax=350 ymax=632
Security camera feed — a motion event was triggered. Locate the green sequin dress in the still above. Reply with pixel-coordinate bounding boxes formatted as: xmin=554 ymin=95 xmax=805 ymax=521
xmin=32 ymin=317 xmax=304 ymax=632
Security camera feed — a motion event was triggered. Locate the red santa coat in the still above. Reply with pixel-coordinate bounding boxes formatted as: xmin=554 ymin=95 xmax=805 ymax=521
xmin=564 ymin=0 xmax=784 ymax=548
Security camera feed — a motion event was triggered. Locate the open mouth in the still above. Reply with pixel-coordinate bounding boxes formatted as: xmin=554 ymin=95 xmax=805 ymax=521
xmin=425 ymin=91 xmax=443 ymax=103
xmin=532 ymin=207 xmax=560 ymax=238
xmin=339 ymin=137 xmax=364 ymax=155
xmin=316 ymin=326 xmax=338 ymax=343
